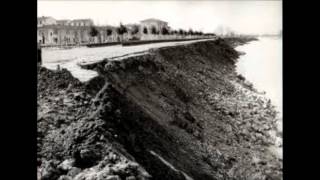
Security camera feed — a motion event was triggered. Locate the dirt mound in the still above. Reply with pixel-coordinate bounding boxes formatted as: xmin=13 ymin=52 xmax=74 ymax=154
xmin=37 ymin=67 xmax=151 ymax=180
xmin=38 ymin=38 xmax=282 ymax=180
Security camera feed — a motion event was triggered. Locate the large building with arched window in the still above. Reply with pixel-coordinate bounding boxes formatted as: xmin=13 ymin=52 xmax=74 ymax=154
xmin=37 ymin=17 xmax=119 ymax=46
xmin=37 ymin=17 xmax=173 ymax=46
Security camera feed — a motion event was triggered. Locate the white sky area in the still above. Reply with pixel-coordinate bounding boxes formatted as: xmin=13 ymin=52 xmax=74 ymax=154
xmin=38 ymin=0 xmax=282 ymax=35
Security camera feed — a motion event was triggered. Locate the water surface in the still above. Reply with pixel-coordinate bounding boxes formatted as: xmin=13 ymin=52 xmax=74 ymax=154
xmin=236 ymin=37 xmax=282 ymax=117
xmin=236 ymin=37 xmax=282 ymax=159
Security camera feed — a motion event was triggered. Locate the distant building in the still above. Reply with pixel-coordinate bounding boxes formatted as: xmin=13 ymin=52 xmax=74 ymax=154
xmin=37 ymin=25 xmax=92 ymax=45
xmin=37 ymin=17 xmax=95 ymax=45
xmin=124 ymin=23 xmax=141 ymax=40
xmin=69 ymin=19 xmax=94 ymax=27
xmin=96 ymin=26 xmax=119 ymax=43
xmin=37 ymin=16 xmax=57 ymax=27
xmin=37 ymin=16 xmax=120 ymax=45
xmin=140 ymin=18 xmax=169 ymax=34
xmin=37 ymin=17 xmax=175 ymax=46
xmin=56 ymin=20 xmax=71 ymax=26
xmin=138 ymin=18 xmax=173 ymax=40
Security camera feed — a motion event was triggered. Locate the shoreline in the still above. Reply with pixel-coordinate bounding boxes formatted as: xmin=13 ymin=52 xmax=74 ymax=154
xmin=38 ymin=38 xmax=282 ymax=180
xmin=234 ymin=37 xmax=282 ymax=160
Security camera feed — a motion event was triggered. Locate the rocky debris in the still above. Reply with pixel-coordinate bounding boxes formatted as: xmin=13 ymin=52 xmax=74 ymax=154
xmin=38 ymin=38 xmax=281 ymax=180
xmin=38 ymin=66 xmax=150 ymax=180
xmin=57 ymin=175 xmax=72 ymax=180
xmin=222 ymin=37 xmax=258 ymax=47
xmin=38 ymin=149 xmax=150 ymax=180
xmin=67 ymin=167 xmax=82 ymax=178
xmin=58 ymin=159 xmax=75 ymax=171
xmin=72 ymin=151 xmax=151 ymax=180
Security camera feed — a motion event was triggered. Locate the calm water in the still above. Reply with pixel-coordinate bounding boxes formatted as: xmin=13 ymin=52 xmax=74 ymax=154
xmin=236 ymin=37 xmax=282 ymax=117
xmin=236 ymin=37 xmax=282 ymax=159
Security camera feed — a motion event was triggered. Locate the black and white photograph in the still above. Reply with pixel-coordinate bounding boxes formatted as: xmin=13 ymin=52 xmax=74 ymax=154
xmin=37 ymin=1 xmax=282 ymax=179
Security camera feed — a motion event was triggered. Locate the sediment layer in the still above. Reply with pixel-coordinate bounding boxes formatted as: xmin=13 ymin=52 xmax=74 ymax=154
xmin=37 ymin=38 xmax=282 ymax=180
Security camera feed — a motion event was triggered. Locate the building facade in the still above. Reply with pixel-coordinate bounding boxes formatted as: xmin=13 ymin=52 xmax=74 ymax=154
xmin=37 ymin=17 xmax=174 ymax=46
xmin=37 ymin=25 xmax=89 ymax=45
xmin=140 ymin=18 xmax=170 ymax=34
xmin=38 ymin=16 xmax=57 ymax=27
xmin=56 ymin=20 xmax=71 ymax=26
xmin=139 ymin=18 xmax=171 ymax=40
xmin=37 ymin=17 xmax=120 ymax=46
xmin=69 ymin=19 xmax=94 ymax=27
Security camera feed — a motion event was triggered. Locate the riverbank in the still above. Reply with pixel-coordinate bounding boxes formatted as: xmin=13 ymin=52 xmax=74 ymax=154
xmin=235 ymin=37 xmax=283 ymax=160
xmin=222 ymin=36 xmax=258 ymax=47
xmin=38 ymin=37 xmax=282 ymax=180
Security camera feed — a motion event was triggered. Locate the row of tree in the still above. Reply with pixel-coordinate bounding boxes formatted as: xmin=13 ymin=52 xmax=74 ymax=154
xmin=89 ymin=23 xmax=214 ymax=37
xmin=89 ymin=23 xmax=216 ymax=43
xmin=89 ymin=23 xmax=134 ymax=37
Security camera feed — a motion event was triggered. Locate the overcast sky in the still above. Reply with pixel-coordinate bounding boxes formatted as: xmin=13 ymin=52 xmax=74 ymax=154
xmin=38 ymin=0 xmax=282 ymax=35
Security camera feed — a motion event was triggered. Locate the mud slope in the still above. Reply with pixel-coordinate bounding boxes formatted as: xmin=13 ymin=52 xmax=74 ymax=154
xmin=38 ymin=38 xmax=282 ymax=180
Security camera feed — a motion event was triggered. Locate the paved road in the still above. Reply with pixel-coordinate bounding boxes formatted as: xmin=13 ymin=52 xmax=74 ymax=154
xmin=42 ymin=38 xmax=216 ymax=82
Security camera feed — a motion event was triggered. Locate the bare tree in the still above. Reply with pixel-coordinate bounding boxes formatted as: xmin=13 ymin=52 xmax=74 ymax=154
xmin=178 ymin=29 xmax=184 ymax=35
xmin=131 ymin=25 xmax=140 ymax=35
xmin=106 ymin=29 xmax=112 ymax=36
xmin=116 ymin=23 xmax=128 ymax=42
xmin=188 ymin=29 xmax=194 ymax=36
xmin=143 ymin=27 xmax=148 ymax=34
xmin=151 ymin=26 xmax=157 ymax=35
xmin=89 ymin=26 xmax=99 ymax=37
xmin=161 ymin=26 xmax=169 ymax=35
xmin=89 ymin=26 xmax=99 ymax=43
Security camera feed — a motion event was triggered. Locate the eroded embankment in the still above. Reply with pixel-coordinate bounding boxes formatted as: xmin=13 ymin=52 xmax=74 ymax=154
xmin=38 ymin=38 xmax=282 ymax=180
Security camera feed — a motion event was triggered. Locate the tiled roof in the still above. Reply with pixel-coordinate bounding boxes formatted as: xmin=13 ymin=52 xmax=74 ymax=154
xmin=57 ymin=20 xmax=71 ymax=22
xmin=140 ymin=18 xmax=167 ymax=23
xmin=124 ymin=23 xmax=140 ymax=28
xmin=37 ymin=16 xmax=55 ymax=20
xmin=71 ymin=19 xmax=93 ymax=22
xmin=37 ymin=25 xmax=91 ymax=30
xmin=37 ymin=24 xmax=117 ymax=30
